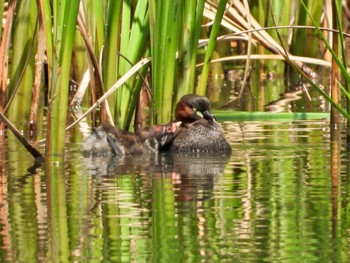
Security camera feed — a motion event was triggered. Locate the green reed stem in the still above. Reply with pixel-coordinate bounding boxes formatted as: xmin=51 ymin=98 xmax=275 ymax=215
xmin=300 ymin=0 xmax=350 ymax=121
xmin=150 ymin=0 xmax=182 ymax=124
xmin=47 ymin=0 xmax=80 ymax=160
xmin=149 ymin=0 xmax=166 ymax=124
xmin=197 ymin=0 xmax=228 ymax=95
xmin=213 ymin=110 xmax=330 ymax=121
xmin=300 ymin=1 xmax=349 ymax=81
xmin=115 ymin=0 xmax=131 ymax=126
xmin=117 ymin=1 xmax=150 ymax=130
xmin=176 ymin=0 xmax=205 ymax=103
xmin=7 ymin=0 xmax=37 ymax=124
xmin=81 ymin=0 xmax=104 ymax=57
xmin=124 ymin=60 xmax=150 ymax=130
xmin=334 ymin=0 xmax=350 ymax=140
xmin=162 ymin=0 xmax=182 ymax=123
xmin=37 ymin=0 xmax=53 ymax=81
xmin=102 ymin=1 xmax=122 ymax=118
xmin=94 ymin=2 xmax=104 ymax=56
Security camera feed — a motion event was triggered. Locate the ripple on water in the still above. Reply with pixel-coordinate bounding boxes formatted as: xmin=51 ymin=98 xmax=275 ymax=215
xmin=2 ymin=120 xmax=350 ymax=262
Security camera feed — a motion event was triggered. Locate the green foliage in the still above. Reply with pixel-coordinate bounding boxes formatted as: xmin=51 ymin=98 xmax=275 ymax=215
xmin=197 ymin=0 xmax=228 ymax=95
xmin=47 ymin=0 xmax=80 ymax=160
xmin=176 ymin=0 xmax=205 ymax=102
xmin=1 ymin=0 xmax=350 ymax=159
xmin=213 ymin=110 xmax=330 ymax=121
xmin=102 ymin=0 xmax=122 ymax=112
xmin=7 ymin=0 xmax=37 ymax=124
xmin=299 ymin=0 xmax=350 ymax=120
xmin=149 ymin=0 xmax=183 ymax=124
xmin=116 ymin=0 xmax=150 ymax=129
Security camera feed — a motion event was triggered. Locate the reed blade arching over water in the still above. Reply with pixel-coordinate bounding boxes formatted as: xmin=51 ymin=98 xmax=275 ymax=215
xmin=0 ymin=0 xmax=348 ymax=160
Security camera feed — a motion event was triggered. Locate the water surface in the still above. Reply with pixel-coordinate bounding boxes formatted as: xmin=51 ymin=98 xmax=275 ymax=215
xmin=1 ymin=120 xmax=350 ymax=262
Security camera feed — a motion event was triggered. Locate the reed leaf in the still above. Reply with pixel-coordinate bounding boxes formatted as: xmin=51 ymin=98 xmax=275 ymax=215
xmin=176 ymin=0 xmax=205 ymax=103
xmin=76 ymin=8 xmax=113 ymax=125
xmin=203 ymin=1 xmax=315 ymax=75
xmin=161 ymin=0 xmax=182 ymax=122
xmin=339 ymin=81 xmax=350 ymax=101
xmin=115 ymin=0 xmax=132 ymax=125
xmin=7 ymin=1 xmax=37 ymax=124
xmin=213 ymin=110 xmax=330 ymax=121
xmin=299 ymin=0 xmax=350 ymax=120
xmin=149 ymin=0 xmax=182 ymax=124
xmin=197 ymin=0 xmax=228 ymax=95
xmin=90 ymin=0 xmax=104 ymax=56
xmin=334 ymin=0 xmax=350 ymax=125
xmin=292 ymin=0 xmax=324 ymax=57
xmin=102 ymin=1 xmax=122 ymax=115
xmin=0 ymin=1 xmax=4 ymax=40
xmin=67 ymin=58 xmax=151 ymax=131
xmin=0 ymin=1 xmax=15 ymax=114
xmin=37 ymin=0 xmax=53 ymax=75
xmin=47 ymin=0 xmax=80 ymax=159
xmin=117 ymin=0 xmax=150 ymax=130
xmin=301 ymin=0 xmax=350 ymax=81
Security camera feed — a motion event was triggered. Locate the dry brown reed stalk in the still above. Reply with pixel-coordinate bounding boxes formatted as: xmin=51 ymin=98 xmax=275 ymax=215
xmin=203 ymin=0 xmax=317 ymax=76
xmin=0 ymin=111 xmax=43 ymax=159
xmin=0 ymin=1 xmax=15 ymax=141
xmin=238 ymin=0 xmax=253 ymax=99
xmin=75 ymin=5 xmax=111 ymax=125
xmin=330 ymin=0 xmax=340 ymax=137
xmin=66 ymin=57 xmax=151 ymax=132
xmin=29 ymin=27 xmax=45 ymax=138
xmin=196 ymin=54 xmax=332 ymax=68
xmin=0 ymin=0 xmax=15 ymax=113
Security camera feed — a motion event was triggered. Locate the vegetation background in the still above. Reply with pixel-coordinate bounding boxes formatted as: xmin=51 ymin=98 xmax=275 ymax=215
xmin=0 ymin=0 xmax=349 ymax=161
xmin=0 ymin=2 xmax=349 ymax=261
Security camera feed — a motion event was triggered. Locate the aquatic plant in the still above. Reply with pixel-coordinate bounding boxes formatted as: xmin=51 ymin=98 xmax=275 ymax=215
xmin=0 ymin=0 xmax=349 ymax=162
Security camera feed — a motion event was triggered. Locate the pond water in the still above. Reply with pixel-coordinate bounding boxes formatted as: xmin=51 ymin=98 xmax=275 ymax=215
xmin=1 ymin=118 xmax=350 ymax=262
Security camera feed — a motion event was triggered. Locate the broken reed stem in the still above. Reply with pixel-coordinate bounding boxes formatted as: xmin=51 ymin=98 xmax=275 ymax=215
xmin=0 ymin=112 xmax=43 ymax=159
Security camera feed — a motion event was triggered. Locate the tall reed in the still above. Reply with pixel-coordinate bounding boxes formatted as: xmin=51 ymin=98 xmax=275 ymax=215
xmin=149 ymin=0 xmax=182 ymax=124
xmin=101 ymin=0 xmax=121 ymax=117
xmin=116 ymin=0 xmax=150 ymax=130
xmin=299 ymin=0 xmax=350 ymax=111
xmin=42 ymin=0 xmax=80 ymax=160
xmin=176 ymin=0 xmax=205 ymax=102
xmin=7 ymin=1 xmax=37 ymax=126
xmin=1 ymin=0 xmax=350 ymax=161
xmin=197 ymin=0 xmax=228 ymax=95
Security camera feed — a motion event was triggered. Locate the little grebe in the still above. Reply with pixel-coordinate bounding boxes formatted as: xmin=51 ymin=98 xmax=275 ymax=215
xmin=171 ymin=94 xmax=231 ymax=153
xmin=83 ymin=122 xmax=181 ymax=156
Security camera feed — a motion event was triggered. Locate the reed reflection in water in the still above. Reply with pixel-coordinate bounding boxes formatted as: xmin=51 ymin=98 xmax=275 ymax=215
xmin=1 ymin=120 xmax=350 ymax=262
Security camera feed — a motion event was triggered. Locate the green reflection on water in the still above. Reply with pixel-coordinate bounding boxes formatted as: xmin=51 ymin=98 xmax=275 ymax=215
xmin=0 ymin=120 xmax=350 ymax=262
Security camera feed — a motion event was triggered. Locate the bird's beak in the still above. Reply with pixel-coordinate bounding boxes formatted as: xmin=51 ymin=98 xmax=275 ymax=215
xmin=202 ymin=110 xmax=215 ymax=121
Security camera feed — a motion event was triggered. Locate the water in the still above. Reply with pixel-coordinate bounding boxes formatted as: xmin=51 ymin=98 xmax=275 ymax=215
xmin=1 ymin=119 xmax=350 ymax=262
